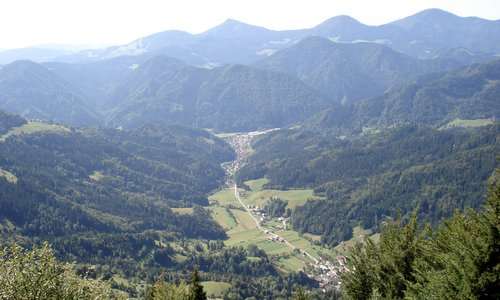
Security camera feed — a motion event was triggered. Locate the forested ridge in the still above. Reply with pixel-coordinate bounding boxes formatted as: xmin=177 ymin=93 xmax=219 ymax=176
xmin=0 ymin=120 xmax=234 ymax=277
xmin=240 ymin=124 xmax=499 ymax=246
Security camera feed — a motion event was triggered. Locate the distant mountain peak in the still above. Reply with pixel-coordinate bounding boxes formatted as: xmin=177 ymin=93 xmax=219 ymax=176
xmin=315 ymin=15 xmax=363 ymax=29
xmin=201 ymin=18 xmax=271 ymax=37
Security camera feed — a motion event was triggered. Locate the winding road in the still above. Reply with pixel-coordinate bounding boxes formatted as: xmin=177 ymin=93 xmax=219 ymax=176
xmin=233 ymin=184 xmax=318 ymax=263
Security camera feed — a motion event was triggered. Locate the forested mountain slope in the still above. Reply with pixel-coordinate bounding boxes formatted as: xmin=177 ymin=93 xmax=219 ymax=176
xmin=104 ymin=56 xmax=329 ymax=131
xmin=255 ymin=36 xmax=458 ymax=103
xmin=0 ymin=60 xmax=102 ymax=126
xmin=239 ymin=124 xmax=499 ymax=245
xmin=0 ymin=119 xmax=234 ymax=241
xmin=305 ymin=59 xmax=500 ymax=133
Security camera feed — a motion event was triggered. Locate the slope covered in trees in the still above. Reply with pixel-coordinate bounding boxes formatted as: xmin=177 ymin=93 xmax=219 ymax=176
xmin=0 ymin=117 xmax=234 ymax=251
xmin=0 ymin=60 xmax=102 ymax=126
xmin=254 ymin=36 xmax=458 ymax=104
xmin=343 ymin=177 xmax=500 ymax=299
xmin=239 ymin=124 xmax=499 ymax=245
xmin=304 ymin=59 xmax=500 ymax=133
xmin=104 ymin=56 xmax=329 ymax=131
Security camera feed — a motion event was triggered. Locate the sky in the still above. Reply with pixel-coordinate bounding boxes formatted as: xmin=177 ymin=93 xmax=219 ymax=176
xmin=1 ymin=0 xmax=499 ymax=50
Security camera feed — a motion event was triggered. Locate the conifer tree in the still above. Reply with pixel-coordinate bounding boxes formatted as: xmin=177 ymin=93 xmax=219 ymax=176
xmin=188 ymin=269 xmax=207 ymax=300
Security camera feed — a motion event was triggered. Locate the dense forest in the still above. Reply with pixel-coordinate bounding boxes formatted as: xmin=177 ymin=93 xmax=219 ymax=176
xmin=343 ymin=177 xmax=500 ymax=299
xmin=239 ymin=124 xmax=499 ymax=245
xmin=0 ymin=114 xmax=336 ymax=299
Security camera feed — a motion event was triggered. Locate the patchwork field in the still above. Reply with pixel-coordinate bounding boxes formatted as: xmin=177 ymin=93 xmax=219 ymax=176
xmin=209 ymin=178 xmax=337 ymax=272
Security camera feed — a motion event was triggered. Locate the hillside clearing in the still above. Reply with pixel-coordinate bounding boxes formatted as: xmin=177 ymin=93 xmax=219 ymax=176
xmin=0 ymin=121 xmax=69 ymax=142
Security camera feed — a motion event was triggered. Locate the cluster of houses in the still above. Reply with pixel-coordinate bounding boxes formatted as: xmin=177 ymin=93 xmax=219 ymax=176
xmin=307 ymin=255 xmax=348 ymax=291
xmin=222 ymin=128 xmax=280 ymax=185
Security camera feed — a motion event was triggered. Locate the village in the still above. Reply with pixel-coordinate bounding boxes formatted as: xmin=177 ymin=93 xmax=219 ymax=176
xmin=246 ymin=201 xmax=347 ymax=290
xmin=222 ymin=129 xmax=346 ymax=291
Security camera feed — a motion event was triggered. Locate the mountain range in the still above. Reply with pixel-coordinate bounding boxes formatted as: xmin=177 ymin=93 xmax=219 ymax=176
xmin=0 ymin=7 xmax=499 ymax=299
xmin=2 ymin=9 xmax=499 ymax=67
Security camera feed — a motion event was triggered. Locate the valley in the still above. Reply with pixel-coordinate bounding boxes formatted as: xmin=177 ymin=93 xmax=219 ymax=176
xmin=0 ymin=6 xmax=498 ymax=299
xmin=209 ymin=129 xmax=347 ymax=289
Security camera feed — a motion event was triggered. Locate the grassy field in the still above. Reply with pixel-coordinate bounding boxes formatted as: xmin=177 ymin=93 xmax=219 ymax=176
xmin=278 ymin=230 xmax=312 ymax=250
xmin=334 ymin=226 xmax=377 ymax=254
xmin=209 ymin=207 xmax=236 ymax=230
xmin=0 ymin=121 xmax=69 ymax=142
xmin=208 ymin=189 xmax=240 ymax=207
xmin=278 ymin=252 xmax=309 ymax=272
xmin=225 ymin=229 xmax=267 ymax=247
xmin=242 ymin=178 xmax=324 ymax=210
xmin=171 ymin=207 xmax=194 ymax=215
xmin=303 ymin=233 xmax=322 ymax=243
xmin=201 ymin=281 xmax=231 ymax=299
xmin=0 ymin=168 xmax=17 ymax=184
xmin=227 ymin=209 xmax=257 ymax=233
xmin=441 ymin=118 xmax=495 ymax=129
xmin=245 ymin=178 xmax=268 ymax=191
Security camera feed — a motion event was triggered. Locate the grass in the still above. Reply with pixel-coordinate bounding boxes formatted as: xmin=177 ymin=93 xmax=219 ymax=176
xmin=334 ymin=226 xmax=374 ymax=254
xmin=89 ymin=171 xmax=104 ymax=181
xmin=201 ymin=281 xmax=231 ymax=299
xmin=278 ymin=230 xmax=312 ymax=250
xmin=209 ymin=189 xmax=240 ymax=207
xmin=245 ymin=188 xmax=323 ymax=209
xmin=0 ymin=168 xmax=17 ymax=184
xmin=225 ymin=229 xmax=267 ymax=247
xmin=278 ymin=253 xmax=308 ymax=272
xmin=303 ymin=233 xmax=322 ymax=243
xmin=171 ymin=207 xmax=194 ymax=215
xmin=250 ymin=238 xmax=292 ymax=255
xmin=241 ymin=178 xmax=324 ymax=210
xmin=0 ymin=121 xmax=70 ymax=142
xmin=228 ymin=209 xmax=257 ymax=233
xmin=210 ymin=207 xmax=236 ymax=230
xmin=245 ymin=178 xmax=268 ymax=191
xmin=441 ymin=118 xmax=495 ymax=129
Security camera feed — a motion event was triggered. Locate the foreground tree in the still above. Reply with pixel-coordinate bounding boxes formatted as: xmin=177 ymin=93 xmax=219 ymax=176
xmin=151 ymin=269 xmax=207 ymax=300
xmin=151 ymin=276 xmax=190 ymax=300
xmin=0 ymin=242 xmax=123 ymax=299
xmin=188 ymin=269 xmax=207 ymax=300
xmin=408 ymin=179 xmax=500 ymax=299
xmin=343 ymin=175 xmax=500 ymax=299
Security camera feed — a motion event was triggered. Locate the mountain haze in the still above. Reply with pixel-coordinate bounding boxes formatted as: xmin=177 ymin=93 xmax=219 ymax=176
xmin=105 ymin=56 xmax=330 ymax=131
xmin=0 ymin=60 xmax=102 ymax=125
xmin=255 ymin=36 xmax=459 ymax=103
xmin=38 ymin=9 xmax=498 ymax=68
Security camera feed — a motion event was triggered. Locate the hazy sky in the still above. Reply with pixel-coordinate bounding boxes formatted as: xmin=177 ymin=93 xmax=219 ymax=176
xmin=1 ymin=0 xmax=499 ymax=50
